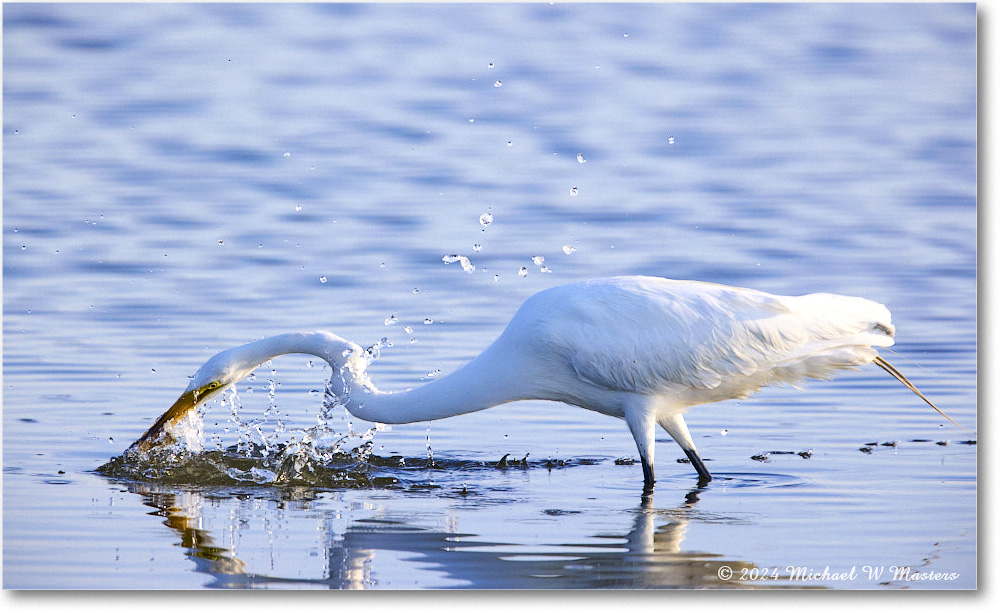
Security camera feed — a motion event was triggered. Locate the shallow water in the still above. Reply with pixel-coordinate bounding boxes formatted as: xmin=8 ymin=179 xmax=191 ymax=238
xmin=3 ymin=3 xmax=976 ymax=589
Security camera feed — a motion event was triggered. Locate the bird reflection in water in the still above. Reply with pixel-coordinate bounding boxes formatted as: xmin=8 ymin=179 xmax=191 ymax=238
xmin=128 ymin=482 xmax=783 ymax=589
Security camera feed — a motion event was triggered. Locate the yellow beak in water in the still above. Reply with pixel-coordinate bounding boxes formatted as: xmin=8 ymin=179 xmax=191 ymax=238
xmin=131 ymin=382 xmax=222 ymax=452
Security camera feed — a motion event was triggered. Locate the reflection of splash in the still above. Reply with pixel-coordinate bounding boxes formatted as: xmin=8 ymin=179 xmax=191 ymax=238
xmin=124 ymin=482 xmax=806 ymax=589
xmin=142 ymin=488 xmax=250 ymax=585
xmin=132 ymin=483 xmax=376 ymax=588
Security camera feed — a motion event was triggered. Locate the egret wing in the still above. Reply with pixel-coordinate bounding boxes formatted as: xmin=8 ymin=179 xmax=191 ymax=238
xmin=532 ymin=277 xmax=893 ymax=395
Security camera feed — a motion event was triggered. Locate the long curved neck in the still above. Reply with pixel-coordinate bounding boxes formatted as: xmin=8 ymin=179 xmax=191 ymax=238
xmin=214 ymin=332 xmax=363 ymax=380
xmin=339 ymin=340 xmax=528 ymax=425
xmin=219 ymin=331 xmax=532 ymax=426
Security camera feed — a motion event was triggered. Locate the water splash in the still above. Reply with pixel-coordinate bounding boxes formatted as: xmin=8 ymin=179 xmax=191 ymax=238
xmin=99 ymin=344 xmax=596 ymax=489
xmin=103 ymin=352 xmax=392 ymax=487
xmin=426 ymin=424 xmax=437 ymax=468
xmin=442 ymin=254 xmax=475 ymax=273
xmin=363 ymin=337 xmax=392 ymax=364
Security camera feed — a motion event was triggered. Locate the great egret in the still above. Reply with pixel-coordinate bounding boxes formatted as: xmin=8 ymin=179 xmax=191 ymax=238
xmin=130 ymin=276 xmax=957 ymax=489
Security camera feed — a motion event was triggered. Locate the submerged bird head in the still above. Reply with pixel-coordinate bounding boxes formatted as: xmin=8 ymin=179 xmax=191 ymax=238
xmin=129 ymin=331 xmax=367 ymax=453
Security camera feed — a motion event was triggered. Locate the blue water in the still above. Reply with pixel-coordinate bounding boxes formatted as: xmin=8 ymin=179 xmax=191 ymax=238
xmin=3 ymin=3 xmax=976 ymax=589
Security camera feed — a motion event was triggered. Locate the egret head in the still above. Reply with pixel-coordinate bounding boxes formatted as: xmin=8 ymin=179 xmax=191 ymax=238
xmin=129 ymin=349 xmax=250 ymax=452
xmin=128 ymin=331 xmax=366 ymax=453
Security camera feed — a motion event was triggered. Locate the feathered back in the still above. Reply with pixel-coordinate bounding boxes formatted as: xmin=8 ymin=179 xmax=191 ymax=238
xmin=516 ymin=277 xmax=894 ymax=395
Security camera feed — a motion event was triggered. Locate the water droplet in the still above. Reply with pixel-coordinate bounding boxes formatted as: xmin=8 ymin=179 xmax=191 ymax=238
xmin=562 ymin=244 xmax=576 ymax=255
xmin=442 ymin=254 xmax=475 ymax=273
xmin=424 ymin=318 xmax=433 ymax=325
xmin=493 ymin=80 xmax=502 ymax=87
xmin=532 ymin=255 xmax=545 ymax=266
xmin=473 ymin=243 xmax=482 ymax=252
xmin=668 ymin=136 xmax=675 ymax=145
xmin=569 ymin=186 xmax=578 ymax=196
xmin=577 ymin=153 xmax=586 ymax=163
xmin=479 ymin=212 xmax=494 ymax=229
xmin=518 ymin=267 xmax=528 ymax=278
xmin=384 ymin=314 xmax=399 ymax=326
xmin=319 ymin=276 xmax=328 ymax=283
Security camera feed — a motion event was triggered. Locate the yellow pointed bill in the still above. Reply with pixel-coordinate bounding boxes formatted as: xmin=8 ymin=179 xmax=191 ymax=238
xmin=130 ymin=388 xmax=202 ymax=452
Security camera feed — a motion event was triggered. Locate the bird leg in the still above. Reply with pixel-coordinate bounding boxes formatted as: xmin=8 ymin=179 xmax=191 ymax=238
xmin=683 ymin=448 xmax=712 ymax=485
xmin=640 ymin=458 xmax=656 ymax=494
xmin=624 ymin=406 xmax=657 ymax=491
xmin=659 ymin=413 xmax=712 ymax=482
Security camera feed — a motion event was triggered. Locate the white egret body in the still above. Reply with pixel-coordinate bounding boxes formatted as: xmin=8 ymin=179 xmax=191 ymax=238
xmin=132 ymin=276 xmax=954 ymax=489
